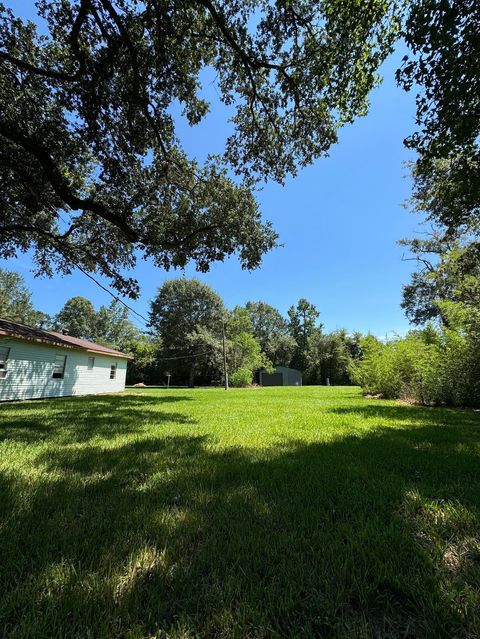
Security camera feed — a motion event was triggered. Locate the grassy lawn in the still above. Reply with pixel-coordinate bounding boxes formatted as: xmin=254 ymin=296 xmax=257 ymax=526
xmin=1 ymin=387 xmax=480 ymax=638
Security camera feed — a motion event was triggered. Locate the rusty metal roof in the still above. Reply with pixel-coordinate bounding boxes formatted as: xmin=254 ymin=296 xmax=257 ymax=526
xmin=0 ymin=318 xmax=133 ymax=359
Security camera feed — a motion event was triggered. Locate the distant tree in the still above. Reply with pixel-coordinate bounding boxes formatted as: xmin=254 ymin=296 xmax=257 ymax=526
xmin=0 ymin=268 xmax=49 ymax=327
xmin=125 ymin=334 xmax=161 ymax=385
xmin=288 ymin=299 xmax=322 ymax=371
xmin=185 ymin=326 xmax=224 ymax=387
xmin=54 ymin=296 xmax=97 ymax=339
xmin=245 ymin=301 xmax=295 ymax=366
xmin=227 ymin=306 xmax=271 ymax=386
xmin=95 ymin=300 xmax=139 ymax=350
xmin=306 ymin=329 xmax=355 ymax=385
xmin=343 ymin=330 xmax=364 ymax=362
xmin=55 ymin=296 xmax=140 ymax=348
xmin=149 ymin=278 xmax=225 ymax=387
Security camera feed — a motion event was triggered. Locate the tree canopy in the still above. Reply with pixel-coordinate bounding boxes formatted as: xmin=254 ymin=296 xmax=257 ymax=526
xmin=0 ymin=267 xmax=49 ymax=327
xmin=400 ymin=235 xmax=480 ymax=326
xmin=288 ymin=298 xmax=321 ymax=371
xmin=54 ymin=296 xmax=97 ymax=339
xmin=149 ymin=278 xmax=225 ymax=386
xmin=54 ymin=295 xmax=140 ymax=348
xmin=0 ymin=0 xmax=400 ymax=297
xmin=398 ymin=1 xmax=480 ymax=240
xmin=245 ymin=301 xmax=295 ymax=366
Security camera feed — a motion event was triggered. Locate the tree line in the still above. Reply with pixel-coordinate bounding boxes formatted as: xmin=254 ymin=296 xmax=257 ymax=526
xmin=0 ymin=268 xmax=363 ymax=387
xmin=2 ymin=265 xmax=479 ymax=404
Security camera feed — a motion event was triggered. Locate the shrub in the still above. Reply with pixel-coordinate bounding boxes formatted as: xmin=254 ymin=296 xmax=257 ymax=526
xmin=229 ymin=367 xmax=253 ymax=387
xmin=351 ymin=313 xmax=480 ymax=407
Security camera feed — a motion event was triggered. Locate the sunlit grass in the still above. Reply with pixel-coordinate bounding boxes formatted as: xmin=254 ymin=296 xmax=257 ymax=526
xmin=1 ymin=386 xmax=480 ymax=638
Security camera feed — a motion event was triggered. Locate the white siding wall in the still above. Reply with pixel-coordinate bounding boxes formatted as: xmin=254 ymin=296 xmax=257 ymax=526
xmin=0 ymin=337 xmax=128 ymax=401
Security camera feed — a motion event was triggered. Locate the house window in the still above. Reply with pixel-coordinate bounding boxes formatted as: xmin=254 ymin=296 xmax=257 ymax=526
xmin=110 ymin=363 xmax=117 ymax=379
xmin=0 ymin=346 xmax=10 ymax=379
xmin=88 ymin=356 xmax=95 ymax=370
xmin=52 ymin=355 xmax=67 ymax=379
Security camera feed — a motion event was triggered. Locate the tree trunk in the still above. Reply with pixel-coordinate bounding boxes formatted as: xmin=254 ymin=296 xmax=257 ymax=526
xmin=188 ymin=367 xmax=195 ymax=388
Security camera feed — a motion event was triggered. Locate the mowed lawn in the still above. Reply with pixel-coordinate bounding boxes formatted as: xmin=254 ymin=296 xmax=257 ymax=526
xmin=1 ymin=388 xmax=480 ymax=639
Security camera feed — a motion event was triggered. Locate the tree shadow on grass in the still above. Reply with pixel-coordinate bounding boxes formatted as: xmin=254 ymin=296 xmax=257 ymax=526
xmin=0 ymin=393 xmax=195 ymax=444
xmin=1 ymin=403 xmax=480 ymax=638
xmin=329 ymin=402 xmax=480 ymax=427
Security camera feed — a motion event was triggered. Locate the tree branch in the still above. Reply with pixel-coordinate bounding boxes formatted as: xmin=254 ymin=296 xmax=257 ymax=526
xmin=0 ymin=123 xmax=141 ymax=242
xmin=0 ymin=51 xmax=78 ymax=81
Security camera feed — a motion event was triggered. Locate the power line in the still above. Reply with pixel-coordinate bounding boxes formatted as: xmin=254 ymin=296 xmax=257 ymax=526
xmin=54 ymin=209 xmax=150 ymax=329
xmin=65 ymin=260 xmax=150 ymax=330
xmin=156 ymin=351 xmax=211 ymax=361
xmin=41 ymin=212 xmax=225 ymax=364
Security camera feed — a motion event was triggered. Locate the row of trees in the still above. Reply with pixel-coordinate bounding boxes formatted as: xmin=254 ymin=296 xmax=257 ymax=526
xmin=147 ymin=278 xmax=365 ymax=387
xmin=0 ymin=268 xmax=364 ymax=387
xmin=3 ymin=265 xmax=478 ymax=403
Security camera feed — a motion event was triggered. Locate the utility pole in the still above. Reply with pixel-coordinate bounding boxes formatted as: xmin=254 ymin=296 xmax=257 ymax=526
xmin=222 ymin=319 xmax=229 ymax=391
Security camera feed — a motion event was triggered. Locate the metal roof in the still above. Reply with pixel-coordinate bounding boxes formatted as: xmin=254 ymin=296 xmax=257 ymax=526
xmin=0 ymin=318 xmax=133 ymax=359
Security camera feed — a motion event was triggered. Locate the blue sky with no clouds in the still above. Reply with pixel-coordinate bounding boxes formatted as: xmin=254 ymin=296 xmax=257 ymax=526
xmin=2 ymin=2 xmax=421 ymax=337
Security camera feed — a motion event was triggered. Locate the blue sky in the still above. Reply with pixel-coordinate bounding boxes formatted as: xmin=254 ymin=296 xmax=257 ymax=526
xmin=2 ymin=2 xmax=420 ymax=337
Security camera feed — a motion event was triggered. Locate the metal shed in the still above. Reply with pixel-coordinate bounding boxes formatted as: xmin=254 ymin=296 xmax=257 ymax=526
xmin=259 ymin=366 xmax=302 ymax=387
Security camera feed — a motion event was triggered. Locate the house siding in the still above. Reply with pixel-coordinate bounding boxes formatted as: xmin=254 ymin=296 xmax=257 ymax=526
xmin=0 ymin=337 xmax=128 ymax=401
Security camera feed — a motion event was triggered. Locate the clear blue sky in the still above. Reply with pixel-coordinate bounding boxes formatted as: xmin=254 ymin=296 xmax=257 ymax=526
xmin=2 ymin=2 xmax=420 ymax=337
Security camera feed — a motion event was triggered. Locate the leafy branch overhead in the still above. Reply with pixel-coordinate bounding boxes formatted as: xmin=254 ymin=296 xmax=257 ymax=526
xmin=0 ymin=0 xmax=400 ymax=296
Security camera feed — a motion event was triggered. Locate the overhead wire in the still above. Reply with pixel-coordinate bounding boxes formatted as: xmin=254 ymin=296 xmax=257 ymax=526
xmin=52 ymin=210 xmax=219 ymax=362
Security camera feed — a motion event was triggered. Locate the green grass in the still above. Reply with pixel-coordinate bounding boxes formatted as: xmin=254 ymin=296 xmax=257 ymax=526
xmin=1 ymin=387 xmax=480 ymax=638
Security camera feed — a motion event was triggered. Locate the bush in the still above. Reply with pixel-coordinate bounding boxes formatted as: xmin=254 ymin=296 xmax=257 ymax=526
xmin=350 ymin=315 xmax=480 ymax=407
xmin=229 ymin=367 xmax=253 ymax=387
xmin=350 ymin=334 xmax=425 ymax=400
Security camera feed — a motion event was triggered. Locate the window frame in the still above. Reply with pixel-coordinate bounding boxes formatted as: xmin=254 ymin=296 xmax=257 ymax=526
xmin=52 ymin=354 xmax=67 ymax=380
xmin=87 ymin=356 xmax=95 ymax=370
xmin=110 ymin=362 xmax=117 ymax=380
xmin=0 ymin=346 xmax=10 ymax=380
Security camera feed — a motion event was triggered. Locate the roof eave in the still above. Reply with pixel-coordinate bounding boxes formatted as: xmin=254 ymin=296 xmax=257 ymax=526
xmin=0 ymin=330 xmax=134 ymax=360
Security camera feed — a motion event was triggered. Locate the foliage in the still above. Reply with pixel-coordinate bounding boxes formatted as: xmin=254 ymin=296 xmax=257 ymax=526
xmin=245 ymin=301 xmax=296 ymax=366
xmin=306 ymin=329 xmax=359 ymax=386
xmin=229 ymin=366 xmax=254 ymax=388
xmin=0 ymin=267 xmax=50 ymax=327
xmin=400 ymin=234 xmax=480 ymax=326
xmin=124 ymin=334 xmax=160 ymax=385
xmin=2 ymin=387 xmax=480 ymax=638
xmin=350 ymin=334 xmax=422 ymax=400
xmin=95 ymin=300 xmax=140 ymax=350
xmin=396 ymin=1 xmax=480 ymax=409
xmin=288 ymin=298 xmax=321 ymax=371
xmin=55 ymin=296 xmax=140 ymax=350
xmin=0 ymin=0 xmax=401 ymax=296
xmin=227 ymin=306 xmax=272 ymax=386
xmin=54 ymin=295 xmax=98 ymax=339
xmin=398 ymin=1 xmax=480 ymax=240
xmin=185 ymin=326 xmax=224 ymax=387
xmin=351 ymin=315 xmax=480 ymax=407
xmin=149 ymin=278 xmax=225 ymax=386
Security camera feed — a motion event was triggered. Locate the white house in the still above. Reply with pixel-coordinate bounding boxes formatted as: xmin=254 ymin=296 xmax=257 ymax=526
xmin=0 ymin=318 xmax=132 ymax=401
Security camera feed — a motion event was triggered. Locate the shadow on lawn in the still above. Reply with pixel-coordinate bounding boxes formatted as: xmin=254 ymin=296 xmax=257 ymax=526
xmin=0 ymin=393 xmax=195 ymax=444
xmin=330 ymin=402 xmax=480 ymax=427
xmin=1 ymin=402 xmax=480 ymax=638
